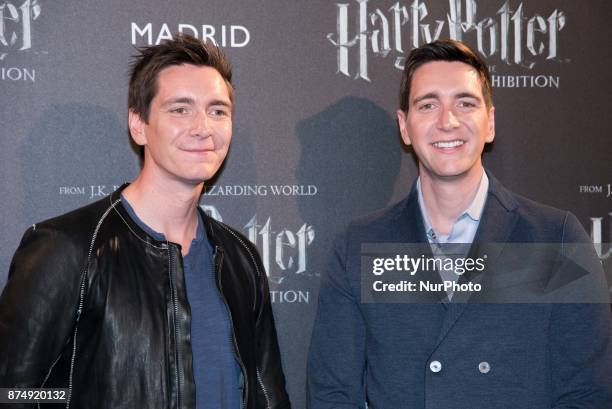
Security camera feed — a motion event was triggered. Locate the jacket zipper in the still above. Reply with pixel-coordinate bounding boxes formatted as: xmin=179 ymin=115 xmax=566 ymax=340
xmin=167 ymin=244 xmax=183 ymax=409
xmin=213 ymin=222 xmax=261 ymax=312
xmin=214 ymin=246 xmax=249 ymax=409
xmin=64 ymin=272 xmax=88 ymax=409
xmin=212 ymin=223 xmax=275 ymax=408
xmin=62 ymin=198 xmax=120 ymax=408
xmin=256 ymin=368 xmax=272 ymax=409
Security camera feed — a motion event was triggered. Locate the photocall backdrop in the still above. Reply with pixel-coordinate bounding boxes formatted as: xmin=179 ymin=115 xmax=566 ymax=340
xmin=1 ymin=1 xmax=611 ymax=407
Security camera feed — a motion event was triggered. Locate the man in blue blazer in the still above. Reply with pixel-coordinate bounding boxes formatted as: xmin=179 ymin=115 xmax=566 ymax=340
xmin=307 ymin=40 xmax=611 ymax=409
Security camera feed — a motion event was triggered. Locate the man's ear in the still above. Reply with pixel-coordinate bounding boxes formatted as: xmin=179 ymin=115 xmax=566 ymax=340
xmin=128 ymin=110 xmax=147 ymax=146
xmin=486 ymin=106 xmax=495 ymax=143
xmin=396 ymin=109 xmax=412 ymax=146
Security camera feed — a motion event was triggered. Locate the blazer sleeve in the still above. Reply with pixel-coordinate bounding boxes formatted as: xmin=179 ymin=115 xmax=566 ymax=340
xmin=0 ymin=224 xmax=85 ymax=392
xmin=550 ymin=212 xmax=612 ymax=409
xmin=307 ymin=233 xmax=367 ymax=409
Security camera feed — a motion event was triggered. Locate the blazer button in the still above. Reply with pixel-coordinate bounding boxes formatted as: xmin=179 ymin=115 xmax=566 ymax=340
xmin=429 ymin=360 xmax=442 ymax=373
xmin=478 ymin=361 xmax=491 ymax=374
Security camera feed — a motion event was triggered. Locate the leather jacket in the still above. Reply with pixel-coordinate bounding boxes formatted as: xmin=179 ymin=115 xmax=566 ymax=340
xmin=0 ymin=186 xmax=291 ymax=409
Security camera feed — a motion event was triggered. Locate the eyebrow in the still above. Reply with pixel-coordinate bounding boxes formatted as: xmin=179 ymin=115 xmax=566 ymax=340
xmin=455 ymin=92 xmax=482 ymax=101
xmin=208 ymin=99 xmax=233 ymax=108
xmin=412 ymin=93 xmax=438 ymax=105
xmin=161 ymin=97 xmax=233 ymax=108
xmin=162 ymin=97 xmax=195 ymax=107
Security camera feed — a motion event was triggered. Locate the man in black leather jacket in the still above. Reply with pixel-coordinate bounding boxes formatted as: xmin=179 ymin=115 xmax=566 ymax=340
xmin=0 ymin=34 xmax=290 ymax=409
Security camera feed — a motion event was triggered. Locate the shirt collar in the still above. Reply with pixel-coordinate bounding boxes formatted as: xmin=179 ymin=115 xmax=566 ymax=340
xmin=120 ymin=193 xmax=205 ymax=244
xmin=417 ymin=171 xmax=489 ymax=234
xmin=465 ymin=171 xmax=489 ymax=222
xmin=192 ymin=209 xmax=205 ymax=243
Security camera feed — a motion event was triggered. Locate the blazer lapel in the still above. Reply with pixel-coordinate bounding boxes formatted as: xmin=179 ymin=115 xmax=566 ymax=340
xmin=395 ymin=185 xmax=447 ymax=304
xmin=461 ymin=173 xmax=521 ymax=294
xmin=395 ymin=186 xmax=428 ymax=244
xmin=433 ymin=172 xmax=520 ymax=348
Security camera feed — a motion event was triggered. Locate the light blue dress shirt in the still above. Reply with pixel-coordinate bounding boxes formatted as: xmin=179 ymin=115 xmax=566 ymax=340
xmin=417 ymin=172 xmax=489 ymax=297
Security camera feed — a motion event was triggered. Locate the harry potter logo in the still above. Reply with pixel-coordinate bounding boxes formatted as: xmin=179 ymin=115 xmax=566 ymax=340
xmin=328 ymin=0 xmax=566 ymax=81
xmin=201 ymin=205 xmax=315 ymax=284
xmin=0 ymin=0 xmax=40 ymax=60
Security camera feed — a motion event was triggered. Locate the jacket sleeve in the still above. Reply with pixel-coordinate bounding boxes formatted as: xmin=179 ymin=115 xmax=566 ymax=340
xmin=550 ymin=212 xmax=612 ymax=409
xmin=307 ymin=233 xmax=366 ymax=409
xmin=252 ymin=243 xmax=292 ymax=409
xmin=0 ymin=224 xmax=86 ymax=393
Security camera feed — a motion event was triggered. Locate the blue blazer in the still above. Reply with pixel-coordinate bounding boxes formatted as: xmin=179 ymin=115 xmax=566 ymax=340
xmin=307 ymin=173 xmax=611 ymax=409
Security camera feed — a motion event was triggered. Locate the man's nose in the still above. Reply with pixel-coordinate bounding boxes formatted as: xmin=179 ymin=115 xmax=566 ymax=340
xmin=437 ymin=106 xmax=460 ymax=131
xmin=191 ymin=111 xmax=212 ymax=137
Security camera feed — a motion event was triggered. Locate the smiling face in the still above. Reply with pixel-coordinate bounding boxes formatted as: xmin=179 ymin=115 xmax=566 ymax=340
xmin=129 ymin=64 xmax=232 ymax=187
xmin=397 ymin=61 xmax=495 ymax=184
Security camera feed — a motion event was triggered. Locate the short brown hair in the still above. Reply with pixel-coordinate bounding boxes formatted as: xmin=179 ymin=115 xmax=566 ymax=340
xmin=128 ymin=33 xmax=233 ymax=123
xmin=399 ymin=39 xmax=492 ymax=112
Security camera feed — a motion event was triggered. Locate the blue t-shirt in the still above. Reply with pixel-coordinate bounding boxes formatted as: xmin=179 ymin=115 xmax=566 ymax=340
xmin=121 ymin=197 xmax=241 ymax=409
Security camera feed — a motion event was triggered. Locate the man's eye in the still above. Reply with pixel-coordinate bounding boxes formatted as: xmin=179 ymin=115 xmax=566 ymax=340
xmin=418 ymin=103 xmax=435 ymax=111
xmin=211 ymin=109 xmax=230 ymax=117
xmin=170 ymin=107 xmax=189 ymax=114
xmin=458 ymin=101 xmax=476 ymax=108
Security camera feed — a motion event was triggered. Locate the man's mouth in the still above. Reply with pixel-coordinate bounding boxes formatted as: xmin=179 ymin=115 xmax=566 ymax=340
xmin=432 ymin=140 xmax=464 ymax=149
xmin=181 ymin=147 xmax=215 ymax=153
